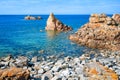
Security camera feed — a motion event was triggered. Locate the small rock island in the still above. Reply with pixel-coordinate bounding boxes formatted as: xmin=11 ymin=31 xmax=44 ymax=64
xmin=69 ymin=14 xmax=120 ymax=51
xmin=45 ymin=13 xmax=72 ymax=31
xmin=24 ymin=15 xmax=42 ymax=20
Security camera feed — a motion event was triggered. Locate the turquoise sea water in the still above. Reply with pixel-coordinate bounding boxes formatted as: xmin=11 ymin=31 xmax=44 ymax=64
xmin=0 ymin=15 xmax=92 ymax=57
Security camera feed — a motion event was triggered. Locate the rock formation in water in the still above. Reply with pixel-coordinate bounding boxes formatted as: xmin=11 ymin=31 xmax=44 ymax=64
xmin=69 ymin=14 xmax=120 ymax=51
xmin=0 ymin=67 xmax=30 ymax=80
xmin=24 ymin=15 xmax=42 ymax=20
xmin=45 ymin=13 xmax=72 ymax=31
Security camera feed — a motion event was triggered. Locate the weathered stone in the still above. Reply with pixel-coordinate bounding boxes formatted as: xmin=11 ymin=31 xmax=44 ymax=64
xmin=0 ymin=62 xmax=9 ymax=67
xmin=60 ymin=69 xmax=70 ymax=77
xmin=85 ymin=62 xmax=119 ymax=80
xmin=43 ymin=65 xmax=51 ymax=71
xmin=45 ymin=13 xmax=72 ymax=32
xmin=38 ymin=68 xmax=45 ymax=74
xmin=41 ymin=71 xmax=53 ymax=80
xmin=112 ymin=14 xmax=120 ymax=24
xmin=64 ymin=56 xmax=72 ymax=62
xmin=68 ymin=77 xmax=79 ymax=80
xmin=3 ymin=55 xmax=13 ymax=61
xmin=115 ymin=69 xmax=120 ymax=75
xmin=52 ymin=66 xmax=61 ymax=72
xmin=15 ymin=56 xmax=28 ymax=67
xmin=31 ymin=56 xmax=38 ymax=63
xmin=51 ymin=75 xmax=62 ymax=80
xmin=0 ymin=67 xmax=30 ymax=80
xmin=75 ymin=67 xmax=84 ymax=74
xmin=55 ymin=59 xmax=64 ymax=66
xmin=79 ymin=74 xmax=86 ymax=80
xmin=73 ymin=57 xmax=80 ymax=64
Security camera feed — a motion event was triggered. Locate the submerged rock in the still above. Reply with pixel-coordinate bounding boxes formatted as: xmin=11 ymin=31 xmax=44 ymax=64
xmin=69 ymin=13 xmax=120 ymax=51
xmin=45 ymin=13 xmax=72 ymax=31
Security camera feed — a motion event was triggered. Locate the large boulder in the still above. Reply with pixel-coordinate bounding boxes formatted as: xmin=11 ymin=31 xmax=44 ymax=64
xmin=0 ymin=67 xmax=30 ymax=80
xmin=45 ymin=13 xmax=72 ymax=31
xmin=112 ymin=14 xmax=120 ymax=24
xmin=69 ymin=14 xmax=120 ymax=51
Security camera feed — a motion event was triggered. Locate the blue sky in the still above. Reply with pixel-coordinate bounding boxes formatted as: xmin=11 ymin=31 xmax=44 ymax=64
xmin=0 ymin=0 xmax=120 ymax=14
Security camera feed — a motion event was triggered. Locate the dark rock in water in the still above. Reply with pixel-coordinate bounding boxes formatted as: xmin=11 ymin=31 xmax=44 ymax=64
xmin=45 ymin=13 xmax=72 ymax=32
xmin=69 ymin=13 xmax=120 ymax=51
xmin=24 ymin=15 xmax=42 ymax=20
xmin=0 ymin=67 xmax=30 ymax=80
xmin=38 ymin=50 xmax=44 ymax=54
xmin=37 ymin=16 xmax=42 ymax=20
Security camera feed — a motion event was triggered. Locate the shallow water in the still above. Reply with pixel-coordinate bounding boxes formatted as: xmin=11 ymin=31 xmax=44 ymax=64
xmin=0 ymin=15 xmax=94 ymax=57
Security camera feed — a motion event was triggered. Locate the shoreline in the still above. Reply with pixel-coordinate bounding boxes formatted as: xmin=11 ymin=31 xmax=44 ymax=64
xmin=0 ymin=50 xmax=119 ymax=80
xmin=0 ymin=13 xmax=120 ymax=79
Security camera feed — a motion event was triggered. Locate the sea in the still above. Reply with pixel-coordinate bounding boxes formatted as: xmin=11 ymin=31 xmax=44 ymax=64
xmin=0 ymin=15 xmax=97 ymax=58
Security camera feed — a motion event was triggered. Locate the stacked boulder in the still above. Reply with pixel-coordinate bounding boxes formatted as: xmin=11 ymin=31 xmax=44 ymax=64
xmin=69 ymin=14 xmax=120 ymax=51
xmin=45 ymin=13 xmax=72 ymax=31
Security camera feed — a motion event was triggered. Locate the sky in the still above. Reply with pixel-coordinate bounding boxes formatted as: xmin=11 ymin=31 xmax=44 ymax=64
xmin=0 ymin=0 xmax=120 ymax=14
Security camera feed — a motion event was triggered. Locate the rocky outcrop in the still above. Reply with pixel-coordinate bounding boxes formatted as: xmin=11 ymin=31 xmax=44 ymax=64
xmin=24 ymin=15 xmax=42 ymax=20
xmin=69 ymin=14 xmax=120 ymax=51
xmin=112 ymin=14 xmax=120 ymax=24
xmin=0 ymin=67 xmax=30 ymax=80
xmin=45 ymin=13 xmax=72 ymax=31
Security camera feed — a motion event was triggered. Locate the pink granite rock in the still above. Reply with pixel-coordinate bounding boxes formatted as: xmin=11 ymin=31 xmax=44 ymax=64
xmin=45 ymin=13 xmax=72 ymax=31
xmin=69 ymin=14 xmax=120 ymax=51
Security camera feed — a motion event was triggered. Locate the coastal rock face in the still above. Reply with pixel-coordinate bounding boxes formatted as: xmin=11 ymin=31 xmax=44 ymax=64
xmin=69 ymin=14 xmax=120 ymax=51
xmin=112 ymin=14 xmax=120 ymax=24
xmin=0 ymin=67 xmax=30 ymax=80
xmin=45 ymin=13 xmax=72 ymax=31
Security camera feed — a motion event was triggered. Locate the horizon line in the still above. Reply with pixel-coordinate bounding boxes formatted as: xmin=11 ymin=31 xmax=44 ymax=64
xmin=0 ymin=13 xmax=114 ymax=15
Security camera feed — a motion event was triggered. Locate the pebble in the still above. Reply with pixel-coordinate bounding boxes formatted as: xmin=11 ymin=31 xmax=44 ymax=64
xmin=60 ymin=69 xmax=70 ymax=77
xmin=51 ymin=75 xmax=62 ymax=80
xmin=52 ymin=66 xmax=61 ymax=72
xmin=41 ymin=71 xmax=53 ymax=80
xmin=0 ymin=50 xmax=119 ymax=80
xmin=44 ymin=66 xmax=51 ymax=71
xmin=31 ymin=56 xmax=38 ymax=63
xmin=38 ymin=68 xmax=45 ymax=74
xmin=75 ymin=67 xmax=83 ymax=74
xmin=115 ymin=70 xmax=120 ymax=75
